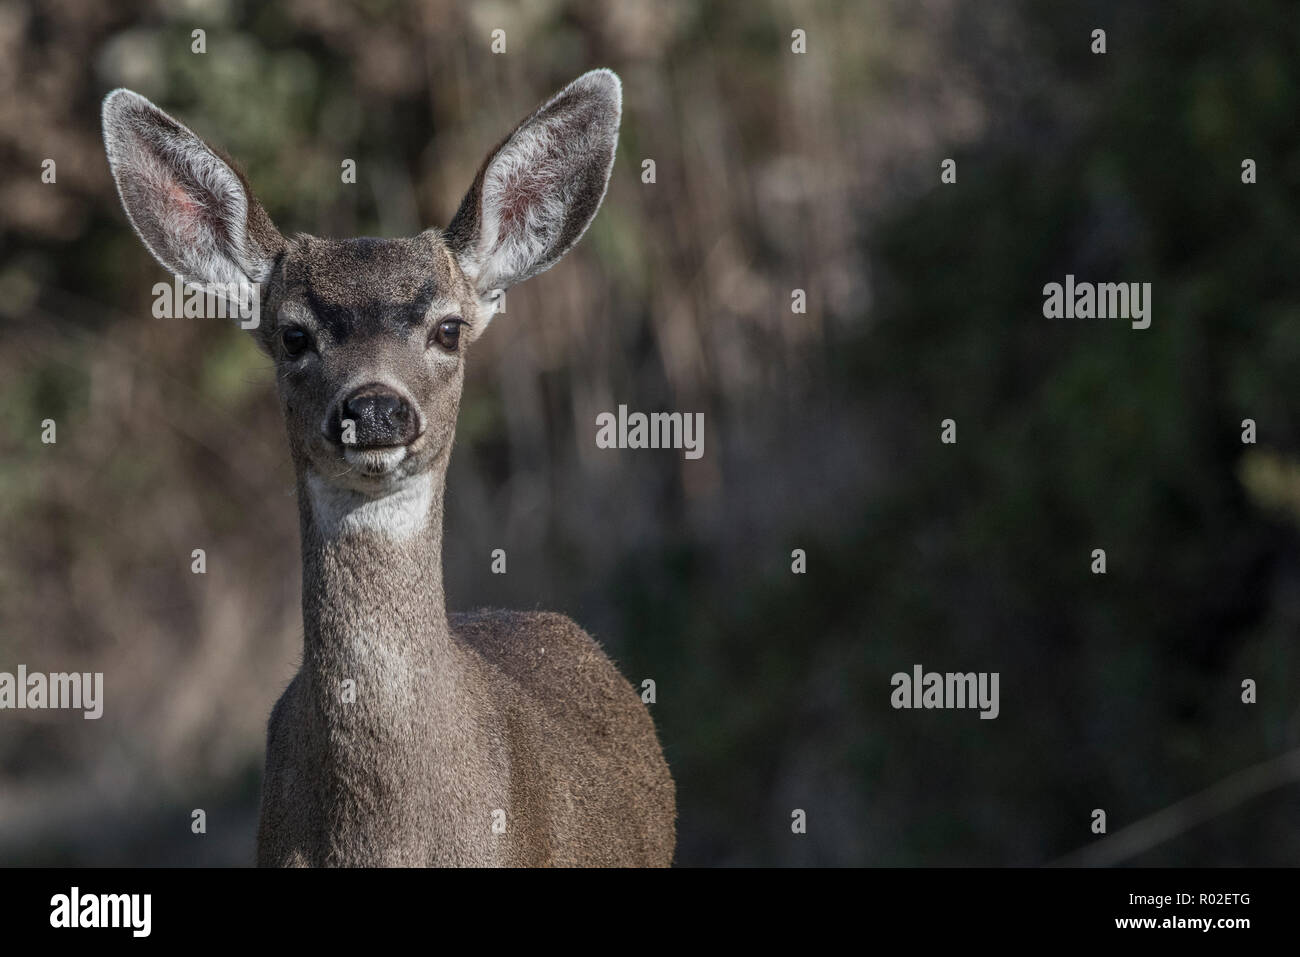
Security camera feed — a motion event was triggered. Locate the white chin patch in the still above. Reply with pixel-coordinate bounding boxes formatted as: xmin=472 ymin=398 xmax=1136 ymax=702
xmin=343 ymin=445 xmax=408 ymax=476
xmin=307 ymin=469 xmax=433 ymax=541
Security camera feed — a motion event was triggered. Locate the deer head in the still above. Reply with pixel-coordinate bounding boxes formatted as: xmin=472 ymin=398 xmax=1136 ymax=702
xmin=102 ymin=71 xmax=621 ymax=504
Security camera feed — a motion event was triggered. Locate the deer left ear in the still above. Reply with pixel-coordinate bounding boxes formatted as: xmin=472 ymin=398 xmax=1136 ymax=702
xmin=444 ymin=69 xmax=622 ymax=316
xmin=102 ymin=88 xmax=283 ymax=293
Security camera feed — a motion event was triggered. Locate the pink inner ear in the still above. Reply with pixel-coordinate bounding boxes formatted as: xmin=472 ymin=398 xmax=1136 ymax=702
xmin=494 ymin=165 xmax=557 ymax=246
xmin=163 ymin=178 xmax=207 ymax=246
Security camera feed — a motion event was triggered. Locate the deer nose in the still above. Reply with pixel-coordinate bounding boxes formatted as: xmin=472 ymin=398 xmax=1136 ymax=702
xmin=332 ymin=384 xmax=418 ymax=448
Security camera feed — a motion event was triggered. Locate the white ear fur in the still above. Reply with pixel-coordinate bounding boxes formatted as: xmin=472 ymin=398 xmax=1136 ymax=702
xmin=447 ymin=70 xmax=622 ymax=308
xmin=102 ymin=89 xmax=281 ymax=291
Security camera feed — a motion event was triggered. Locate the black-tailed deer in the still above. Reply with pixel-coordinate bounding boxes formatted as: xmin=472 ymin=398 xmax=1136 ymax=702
xmin=101 ymin=70 xmax=675 ymax=866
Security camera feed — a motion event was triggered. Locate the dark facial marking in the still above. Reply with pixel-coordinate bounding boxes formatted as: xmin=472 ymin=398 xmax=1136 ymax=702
xmin=284 ymin=237 xmax=444 ymax=344
xmin=303 ymin=280 xmax=436 ymax=344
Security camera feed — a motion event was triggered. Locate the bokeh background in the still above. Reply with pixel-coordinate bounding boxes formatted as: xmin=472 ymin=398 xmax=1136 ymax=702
xmin=2 ymin=0 xmax=1298 ymax=866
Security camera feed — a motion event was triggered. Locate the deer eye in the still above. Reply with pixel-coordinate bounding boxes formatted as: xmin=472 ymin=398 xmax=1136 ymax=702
xmin=281 ymin=325 xmax=311 ymax=357
xmin=429 ymin=317 xmax=465 ymax=352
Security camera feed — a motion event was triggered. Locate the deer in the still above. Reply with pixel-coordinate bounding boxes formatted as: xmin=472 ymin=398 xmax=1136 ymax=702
xmin=101 ymin=70 xmax=676 ymax=866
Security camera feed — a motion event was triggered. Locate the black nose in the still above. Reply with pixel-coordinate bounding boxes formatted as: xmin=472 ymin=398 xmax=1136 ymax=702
xmin=332 ymin=384 xmax=418 ymax=448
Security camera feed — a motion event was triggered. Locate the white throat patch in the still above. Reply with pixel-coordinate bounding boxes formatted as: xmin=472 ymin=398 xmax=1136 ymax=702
xmin=306 ymin=471 xmax=434 ymax=541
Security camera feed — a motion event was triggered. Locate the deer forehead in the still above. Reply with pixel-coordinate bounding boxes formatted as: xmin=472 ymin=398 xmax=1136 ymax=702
xmin=274 ymin=234 xmax=471 ymax=336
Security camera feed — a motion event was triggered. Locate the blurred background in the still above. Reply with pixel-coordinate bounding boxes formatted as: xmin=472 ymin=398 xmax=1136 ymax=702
xmin=1 ymin=0 xmax=1298 ymax=866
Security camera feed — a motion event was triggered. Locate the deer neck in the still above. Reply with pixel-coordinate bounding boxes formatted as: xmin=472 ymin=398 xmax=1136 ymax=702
xmin=294 ymin=461 xmax=484 ymax=859
xmin=296 ymin=464 xmax=458 ymax=696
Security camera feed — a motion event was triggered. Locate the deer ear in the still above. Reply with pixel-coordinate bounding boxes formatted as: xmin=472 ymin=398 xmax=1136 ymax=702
xmin=101 ymin=89 xmax=283 ymax=291
xmin=445 ymin=69 xmax=621 ymax=313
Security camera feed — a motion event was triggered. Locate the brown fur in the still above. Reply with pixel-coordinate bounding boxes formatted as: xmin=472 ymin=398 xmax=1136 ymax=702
xmin=101 ymin=71 xmax=676 ymax=866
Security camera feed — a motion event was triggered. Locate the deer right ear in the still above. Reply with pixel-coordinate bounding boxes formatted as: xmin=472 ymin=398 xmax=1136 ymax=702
xmin=444 ymin=70 xmax=622 ymax=320
xmin=101 ymin=89 xmax=283 ymax=292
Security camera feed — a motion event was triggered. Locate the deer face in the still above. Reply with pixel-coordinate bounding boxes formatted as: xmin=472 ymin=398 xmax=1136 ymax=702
xmin=102 ymin=71 xmax=622 ymax=495
xmin=258 ymin=233 xmax=482 ymax=493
